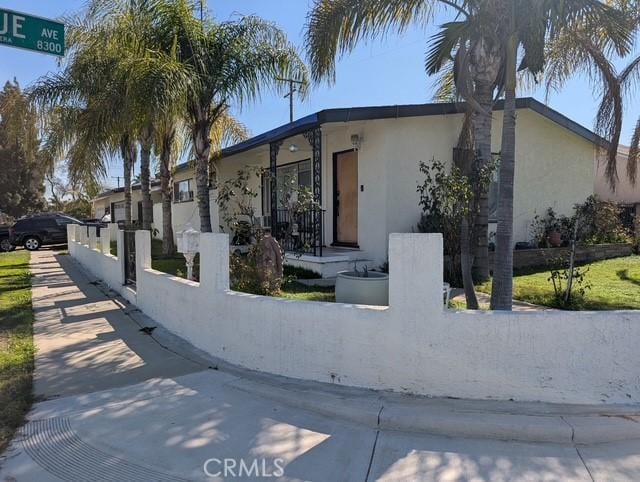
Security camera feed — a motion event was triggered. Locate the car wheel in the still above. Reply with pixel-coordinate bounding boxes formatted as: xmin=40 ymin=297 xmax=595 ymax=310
xmin=0 ymin=238 xmax=13 ymax=252
xmin=24 ymin=237 xmax=41 ymax=251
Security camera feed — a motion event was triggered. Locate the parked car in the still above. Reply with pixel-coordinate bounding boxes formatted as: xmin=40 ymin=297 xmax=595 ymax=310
xmin=9 ymin=213 xmax=82 ymax=251
xmin=0 ymin=224 xmax=16 ymax=252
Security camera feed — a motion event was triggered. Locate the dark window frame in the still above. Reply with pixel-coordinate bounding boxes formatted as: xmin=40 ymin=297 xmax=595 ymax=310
xmin=174 ymin=178 xmax=194 ymax=203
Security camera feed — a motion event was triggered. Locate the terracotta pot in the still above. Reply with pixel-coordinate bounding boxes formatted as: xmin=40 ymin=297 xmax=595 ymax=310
xmin=548 ymin=230 xmax=562 ymax=247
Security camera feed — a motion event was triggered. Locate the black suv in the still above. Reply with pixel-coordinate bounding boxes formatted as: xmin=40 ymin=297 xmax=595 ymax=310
xmin=10 ymin=214 xmax=81 ymax=251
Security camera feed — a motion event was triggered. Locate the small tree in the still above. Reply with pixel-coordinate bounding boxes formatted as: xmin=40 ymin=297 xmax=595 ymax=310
xmin=416 ymin=157 xmax=494 ymax=308
xmin=218 ymin=167 xmax=319 ymax=296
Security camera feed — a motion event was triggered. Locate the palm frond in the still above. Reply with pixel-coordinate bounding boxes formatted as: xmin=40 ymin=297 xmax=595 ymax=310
xmin=628 ymin=117 xmax=640 ymax=184
xmin=305 ymin=0 xmax=440 ymax=82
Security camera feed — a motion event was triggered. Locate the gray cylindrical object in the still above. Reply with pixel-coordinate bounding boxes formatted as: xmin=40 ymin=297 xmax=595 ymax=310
xmin=335 ymin=271 xmax=389 ymax=306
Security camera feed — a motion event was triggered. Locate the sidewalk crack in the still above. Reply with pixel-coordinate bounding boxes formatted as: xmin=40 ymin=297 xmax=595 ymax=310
xmin=561 ymin=416 xmax=595 ymax=482
xmin=364 ymin=405 xmax=384 ymax=482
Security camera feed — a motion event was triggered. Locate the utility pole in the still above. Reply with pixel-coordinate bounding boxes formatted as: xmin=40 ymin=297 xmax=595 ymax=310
xmin=276 ymin=77 xmax=306 ymax=122
xmin=111 ymin=176 xmax=122 ymax=189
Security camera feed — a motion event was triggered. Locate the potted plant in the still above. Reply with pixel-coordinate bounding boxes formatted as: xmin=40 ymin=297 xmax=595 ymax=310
xmin=335 ymin=264 xmax=389 ymax=306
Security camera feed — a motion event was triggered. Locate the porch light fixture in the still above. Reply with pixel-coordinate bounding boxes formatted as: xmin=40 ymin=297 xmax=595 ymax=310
xmin=176 ymin=223 xmax=200 ymax=281
xmin=350 ymin=134 xmax=361 ymax=150
xmin=288 ymin=143 xmax=299 ymax=153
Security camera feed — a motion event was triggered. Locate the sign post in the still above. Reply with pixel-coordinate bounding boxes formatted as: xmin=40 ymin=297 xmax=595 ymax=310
xmin=0 ymin=8 xmax=64 ymax=57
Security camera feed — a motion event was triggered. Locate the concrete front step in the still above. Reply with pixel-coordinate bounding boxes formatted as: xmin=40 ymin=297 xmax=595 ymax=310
xmin=285 ymin=253 xmax=375 ymax=278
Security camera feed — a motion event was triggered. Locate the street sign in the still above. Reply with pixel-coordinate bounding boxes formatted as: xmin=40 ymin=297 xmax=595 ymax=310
xmin=0 ymin=8 xmax=64 ymax=57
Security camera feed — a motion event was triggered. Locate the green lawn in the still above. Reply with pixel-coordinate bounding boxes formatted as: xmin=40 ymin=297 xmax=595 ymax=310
xmin=0 ymin=251 xmax=35 ymax=453
xmin=478 ymin=255 xmax=640 ymax=310
xmin=278 ymin=281 xmax=335 ymax=302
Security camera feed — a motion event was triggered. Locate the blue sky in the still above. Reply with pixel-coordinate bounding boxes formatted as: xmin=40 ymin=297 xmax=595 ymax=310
xmin=2 ymin=0 xmax=638 ymax=189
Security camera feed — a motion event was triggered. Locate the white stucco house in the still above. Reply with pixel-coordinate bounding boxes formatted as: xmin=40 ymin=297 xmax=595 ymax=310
xmin=92 ymin=97 xmax=601 ymax=277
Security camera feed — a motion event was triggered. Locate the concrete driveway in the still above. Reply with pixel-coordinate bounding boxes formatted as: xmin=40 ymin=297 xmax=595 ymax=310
xmin=1 ymin=249 xmax=640 ymax=481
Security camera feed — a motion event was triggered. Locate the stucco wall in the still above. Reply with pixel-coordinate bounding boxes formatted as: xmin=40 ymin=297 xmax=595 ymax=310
xmin=218 ymin=108 xmax=596 ymax=264
xmin=595 ymin=147 xmax=640 ymax=204
xmin=68 ymin=225 xmax=640 ymax=405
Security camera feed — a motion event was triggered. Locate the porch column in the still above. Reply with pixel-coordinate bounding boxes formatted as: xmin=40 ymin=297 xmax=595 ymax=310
xmin=269 ymin=140 xmax=282 ymax=231
xmin=303 ymin=127 xmax=322 ymax=254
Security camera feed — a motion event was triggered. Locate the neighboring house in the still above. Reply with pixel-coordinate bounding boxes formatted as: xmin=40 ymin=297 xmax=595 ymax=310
xmin=92 ymin=97 xmax=600 ymax=277
xmin=595 ymin=145 xmax=639 ymax=204
xmin=594 ymin=145 xmax=639 ymax=235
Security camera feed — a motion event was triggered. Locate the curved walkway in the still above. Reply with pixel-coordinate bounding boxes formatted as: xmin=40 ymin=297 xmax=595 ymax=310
xmin=1 ymin=249 xmax=639 ymax=481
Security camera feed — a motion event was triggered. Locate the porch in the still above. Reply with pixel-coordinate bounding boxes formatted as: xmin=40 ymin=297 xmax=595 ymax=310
xmin=284 ymin=245 xmax=373 ymax=279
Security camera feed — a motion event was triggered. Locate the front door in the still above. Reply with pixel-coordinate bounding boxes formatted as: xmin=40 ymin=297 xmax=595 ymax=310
xmin=334 ymin=150 xmax=358 ymax=245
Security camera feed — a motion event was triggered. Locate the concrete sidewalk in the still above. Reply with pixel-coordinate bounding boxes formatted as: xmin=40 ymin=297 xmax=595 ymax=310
xmin=1 ymin=249 xmax=640 ymax=481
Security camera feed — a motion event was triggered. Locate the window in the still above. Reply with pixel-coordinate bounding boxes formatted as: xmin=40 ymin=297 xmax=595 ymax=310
xmin=174 ymin=179 xmax=194 ymax=202
xmin=261 ymin=159 xmax=313 ymax=226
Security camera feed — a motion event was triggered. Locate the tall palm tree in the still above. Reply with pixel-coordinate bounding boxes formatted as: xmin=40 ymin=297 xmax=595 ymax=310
xmin=306 ymin=0 xmax=630 ymax=310
xmin=306 ymin=0 xmax=503 ymax=308
xmin=33 ymin=0 xmax=192 ymax=231
xmin=488 ymin=0 xmax=630 ymax=310
xmin=544 ymin=3 xmax=640 ymax=189
xmin=165 ymin=3 xmax=308 ymax=232
xmin=30 ymin=15 xmax=134 ymax=222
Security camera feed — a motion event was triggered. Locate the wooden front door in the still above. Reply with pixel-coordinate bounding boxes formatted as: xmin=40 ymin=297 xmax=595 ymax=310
xmin=334 ymin=150 xmax=358 ymax=245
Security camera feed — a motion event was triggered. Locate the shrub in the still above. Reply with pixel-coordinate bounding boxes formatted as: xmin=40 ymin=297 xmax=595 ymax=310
xmin=416 ymin=157 xmax=494 ymax=286
xmin=547 ymin=256 xmax=592 ymax=309
xmin=529 ymin=208 xmax=571 ymax=247
xmin=530 ymin=196 xmax=632 ymax=248
xmin=574 ymin=195 xmax=632 ymax=245
xmin=230 ymin=240 xmax=282 ymax=296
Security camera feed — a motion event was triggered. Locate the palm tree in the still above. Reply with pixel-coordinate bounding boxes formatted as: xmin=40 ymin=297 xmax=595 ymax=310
xmin=544 ymin=4 xmax=640 ymax=189
xmin=30 ymin=16 xmax=133 ymax=222
xmin=488 ymin=0 xmax=630 ymax=310
xmin=306 ymin=0 xmax=630 ymax=310
xmin=306 ymin=0 xmax=504 ymax=309
xmin=166 ymin=4 xmax=307 ymax=232
xmin=33 ymin=0 xmax=193 ymax=232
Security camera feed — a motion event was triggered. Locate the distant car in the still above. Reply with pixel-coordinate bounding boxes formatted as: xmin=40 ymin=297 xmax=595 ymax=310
xmin=9 ymin=213 xmax=82 ymax=251
xmin=0 ymin=225 xmax=16 ymax=252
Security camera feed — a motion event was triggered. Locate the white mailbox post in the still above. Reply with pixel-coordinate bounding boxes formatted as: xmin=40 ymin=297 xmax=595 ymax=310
xmin=176 ymin=224 xmax=200 ymax=281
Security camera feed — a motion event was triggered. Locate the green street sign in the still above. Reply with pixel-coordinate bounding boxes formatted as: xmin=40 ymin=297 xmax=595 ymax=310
xmin=0 ymin=8 xmax=64 ymax=57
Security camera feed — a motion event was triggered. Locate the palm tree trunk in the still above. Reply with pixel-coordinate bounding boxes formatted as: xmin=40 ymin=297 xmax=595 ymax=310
xmin=454 ymin=136 xmax=480 ymax=309
xmin=193 ymin=109 xmax=212 ymax=233
xmin=490 ymin=35 xmax=518 ymax=311
xmin=460 ymin=217 xmax=479 ymax=309
xmin=120 ymin=135 xmax=136 ymax=227
xmin=159 ymin=126 xmax=176 ymax=255
xmin=472 ymin=80 xmax=494 ymax=282
xmin=139 ymin=125 xmax=154 ymax=231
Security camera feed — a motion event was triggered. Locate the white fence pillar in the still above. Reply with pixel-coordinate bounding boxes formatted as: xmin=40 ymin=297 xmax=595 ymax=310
xmin=199 ymin=233 xmax=229 ymax=290
xmin=135 ymin=230 xmax=151 ymax=275
xmin=101 ymin=226 xmax=111 ymax=255
xmin=67 ymin=224 xmax=76 ymax=242
xmin=108 ymin=223 xmax=119 ymax=244
xmin=67 ymin=224 xmax=77 ymax=256
xmin=88 ymin=226 xmax=97 ymax=250
xmin=388 ymin=233 xmax=443 ymax=317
